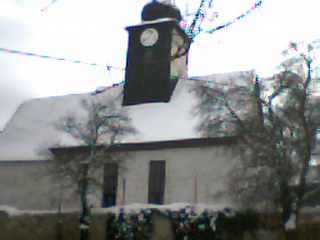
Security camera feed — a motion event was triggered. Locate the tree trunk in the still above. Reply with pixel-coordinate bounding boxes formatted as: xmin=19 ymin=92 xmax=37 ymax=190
xmin=295 ymin=89 xmax=312 ymax=229
xmin=79 ymin=162 xmax=90 ymax=240
xmin=295 ymin=150 xmax=311 ymax=227
xmin=280 ymin=179 xmax=292 ymax=225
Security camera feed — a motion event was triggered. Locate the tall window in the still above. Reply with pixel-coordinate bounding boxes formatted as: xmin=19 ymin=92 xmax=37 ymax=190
xmin=148 ymin=160 xmax=166 ymax=204
xmin=102 ymin=162 xmax=119 ymax=207
xmin=143 ymin=48 xmax=154 ymax=64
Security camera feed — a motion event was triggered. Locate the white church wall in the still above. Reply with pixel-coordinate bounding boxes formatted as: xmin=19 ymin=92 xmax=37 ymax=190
xmin=116 ymin=144 xmax=239 ymax=208
xmin=0 ymin=161 xmax=79 ymax=211
xmin=0 ymin=143 xmax=239 ymax=211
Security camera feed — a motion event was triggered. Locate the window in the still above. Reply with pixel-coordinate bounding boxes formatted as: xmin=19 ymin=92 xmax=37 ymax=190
xmin=143 ymin=48 xmax=154 ymax=63
xmin=148 ymin=160 xmax=166 ymax=204
xmin=102 ymin=162 xmax=119 ymax=207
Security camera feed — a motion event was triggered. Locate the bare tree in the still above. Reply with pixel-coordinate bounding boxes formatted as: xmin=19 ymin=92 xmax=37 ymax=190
xmin=142 ymin=0 xmax=218 ymax=61
xmin=194 ymin=40 xmax=320 ymax=233
xmin=52 ymin=98 xmax=135 ymax=240
xmin=279 ymin=40 xmax=320 ymax=227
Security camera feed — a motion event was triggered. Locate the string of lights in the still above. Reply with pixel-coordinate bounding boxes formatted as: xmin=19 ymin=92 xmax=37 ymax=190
xmin=1 ymin=1 xmax=263 ymax=81
xmin=0 ymin=47 xmax=125 ymax=71
xmin=187 ymin=0 xmax=207 ymax=39
xmin=182 ymin=0 xmax=262 ymax=39
xmin=91 ymin=81 xmax=124 ymax=95
xmin=206 ymin=0 xmax=263 ymax=34
xmin=41 ymin=0 xmax=58 ymax=12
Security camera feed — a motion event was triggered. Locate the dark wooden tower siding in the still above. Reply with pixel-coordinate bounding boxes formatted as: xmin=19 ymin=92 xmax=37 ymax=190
xmin=123 ymin=20 xmax=189 ymax=105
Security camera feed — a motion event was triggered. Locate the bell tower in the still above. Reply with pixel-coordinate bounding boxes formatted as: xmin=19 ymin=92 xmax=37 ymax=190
xmin=123 ymin=1 xmax=190 ymax=106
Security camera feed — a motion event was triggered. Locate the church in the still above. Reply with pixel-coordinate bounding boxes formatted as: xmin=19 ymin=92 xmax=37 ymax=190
xmin=0 ymin=1 xmax=256 ymax=211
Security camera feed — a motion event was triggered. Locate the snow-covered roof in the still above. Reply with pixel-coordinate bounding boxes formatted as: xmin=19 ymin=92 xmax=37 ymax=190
xmin=0 ymin=70 xmax=255 ymax=161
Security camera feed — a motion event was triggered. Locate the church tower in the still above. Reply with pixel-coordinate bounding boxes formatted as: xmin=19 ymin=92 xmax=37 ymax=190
xmin=123 ymin=0 xmax=190 ymax=105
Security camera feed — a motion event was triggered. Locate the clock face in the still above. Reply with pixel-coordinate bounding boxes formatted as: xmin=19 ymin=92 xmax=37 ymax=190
xmin=140 ymin=28 xmax=159 ymax=47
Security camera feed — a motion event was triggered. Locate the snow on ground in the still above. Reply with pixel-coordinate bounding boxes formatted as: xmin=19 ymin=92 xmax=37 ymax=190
xmin=0 ymin=205 xmax=20 ymax=216
xmin=2 ymin=202 xmax=319 ymax=217
xmin=0 ymin=202 xmax=229 ymax=217
xmin=92 ymin=202 xmax=229 ymax=215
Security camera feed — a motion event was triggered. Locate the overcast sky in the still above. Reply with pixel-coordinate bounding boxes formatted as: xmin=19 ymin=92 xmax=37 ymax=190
xmin=0 ymin=0 xmax=320 ymax=130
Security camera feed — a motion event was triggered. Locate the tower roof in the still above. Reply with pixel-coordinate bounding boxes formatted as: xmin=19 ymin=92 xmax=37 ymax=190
xmin=141 ymin=1 xmax=182 ymax=22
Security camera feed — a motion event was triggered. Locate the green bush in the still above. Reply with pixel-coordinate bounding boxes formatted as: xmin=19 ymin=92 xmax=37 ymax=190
xmin=0 ymin=209 xmax=319 ymax=240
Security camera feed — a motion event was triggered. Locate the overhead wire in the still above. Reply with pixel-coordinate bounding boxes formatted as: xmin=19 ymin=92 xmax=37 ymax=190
xmin=0 ymin=0 xmax=263 ymax=89
xmin=206 ymin=0 xmax=263 ymax=34
xmin=0 ymin=47 xmax=124 ymax=71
